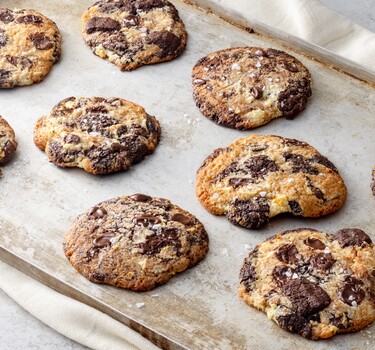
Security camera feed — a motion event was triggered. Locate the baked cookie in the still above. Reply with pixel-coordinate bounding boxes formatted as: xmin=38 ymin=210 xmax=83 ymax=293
xmin=239 ymin=228 xmax=375 ymax=339
xmin=63 ymin=194 xmax=209 ymax=291
xmin=82 ymin=0 xmax=187 ymax=71
xmin=34 ymin=96 xmax=160 ymax=175
xmin=0 ymin=8 xmax=61 ymax=88
xmin=0 ymin=116 xmax=17 ymax=165
xmin=371 ymin=167 xmax=375 ymax=196
xmin=192 ymin=47 xmax=312 ymax=130
xmin=196 ymin=135 xmax=346 ymax=229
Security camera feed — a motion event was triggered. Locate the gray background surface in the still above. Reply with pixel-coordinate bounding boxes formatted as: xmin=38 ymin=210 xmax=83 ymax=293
xmin=1 ymin=0 xmax=374 ymax=349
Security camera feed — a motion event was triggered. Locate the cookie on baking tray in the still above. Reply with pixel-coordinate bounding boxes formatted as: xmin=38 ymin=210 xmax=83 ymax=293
xmin=196 ymin=134 xmax=347 ymax=229
xmin=192 ymin=47 xmax=312 ymax=130
xmin=82 ymin=0 xmax=187 ymax=71
xmin=239 ymin=228 xmax=375 ymax=339
xmin=63 ymin=194 xmax=209 ymax=291
xmin=0 ymin=115 xmax=17 ymax=165
xmin=0 ymin=8 xmax=61 ymax=88
xmin=33 ymin=96 xmax=161 ymax=175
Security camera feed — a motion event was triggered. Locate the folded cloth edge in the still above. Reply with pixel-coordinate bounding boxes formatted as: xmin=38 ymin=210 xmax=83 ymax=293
xmin=0 ymin=260 xmax=159 ymax=350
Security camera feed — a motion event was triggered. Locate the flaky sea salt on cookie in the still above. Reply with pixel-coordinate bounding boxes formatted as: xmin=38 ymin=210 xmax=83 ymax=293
xmin=82 ymin=0 xmax=187 ymax=71
xmin=239 ymin=228 xmax=375 ymax=339
xmin=192 ymin=47 xmax=312 ymax=129
xmin=196 ymin=135 xmax=346 ymax=229
xmin=64 ymin=194 xmax=209 ymax=291
xmin=34 ymin=96 xmax=160 ymax=174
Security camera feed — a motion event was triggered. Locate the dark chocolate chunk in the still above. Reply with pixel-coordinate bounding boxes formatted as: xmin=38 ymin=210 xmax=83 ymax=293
xmin=122 ymin=15 xmax=139 ymax=28
xmin=304 ymin=237 xmax=325 ymax=250
xmin=0 ymin=29 xmax=8 ymax=47
xmin=0 ymin=9 xmax=14 ymax=23
xmin=249 ymin=144 xmax=268 ymax=152
xmin=333 ymin=228 xmax=372 ymax=248
xmin=5 ymin=55 xmax=32 ymax=68
xmin=228 ymin=177 xmax=253 ymax=188
xmin=29 ymin=33 xmax=53 ymax=50
xmin=309 ymin=253 xmax=335 ymax=272
xmin=135 ymin=0 xmax=165 ymax=12
xmin=329 ymin=313 xmax=351 ymax=329
xmin=282 ymin=137 xmax=308 ymax=147
xmin=131 ymin=193 xmax=151 ymax=202
xmin=278 ymin=78 xmax=311 ymax=119
xmin=93 ymin=233 xmax=116 ymax=247
xmin=283 ymin=152 xmax=318 ymax=175
xmin=250 ymin=86 xmax=263 ymax=99
xmin=97 ymin=1 xmax=135 ymax=14
xmin=276 ymin=244 xmax=299 ymax=264
xmin=0 ymin=140 xmax=17 ymax=165
xmin=306 ymin=178 xmax=325 ymax=201
xmin=146 ymin=114 xmax=159 ymax=133
xmin=281 ymin=62 xmax=299 ymax=72
xmin=15 ymin=14 xmax=43 ymax=25
xmin=139 ymin=228 xmax=181 ymax=255
xmin=147 ymin=31 xmax=181 ymax=58
xmin=273 ymin=265 xmax=295 ymax=287
xmin=276 ymin=313 xmax=312 ymax=339
xmin=0 ymin=69 xmax=11 ymax=86
xmin=239 ymin=256 xmax=257 ymax=292
xmin=253 ymin=49 xmax=267 ymax=57
xmin=86 ymin=17 xmax=120 ymax=34
xmin=122 ymin=134 xmax=149 ymax=164
xmin=244 ymin=155 xmax=279 ymax=178
xmin=282 ymin=278 xmax=331 ymax=316
xmin=89 ymin=206 xmax=107 ymax=219
xmin=64 ymin=134 xmax=81 ymax=144
xmin=288 ymin=201 xmax=302 ymax=214
xmin=227 ymin=197 xmax=270 ymax=229
xmin=102 ymin=33 xmax=128 ymax=55
xmin=80 ymin=114 xmax=115 ymax=133
xmin=92 ymin=271 xmax=106 ymax=281
xmin=340 ymin=277 xmax=366 ymax=306
xmin=135 ymin=215 xmax=161 ymax=226
xmin=311 ymin=154 xmax=338 ymax=173
xmin=87 ymin=247 xmax=99 ymax=260
xmin=171 ymin=213 xmax=192 ymax=225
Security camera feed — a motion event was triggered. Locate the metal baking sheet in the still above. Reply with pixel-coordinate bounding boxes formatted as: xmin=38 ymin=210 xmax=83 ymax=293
xmin=0 ymin=0 xmax=374 ymax=349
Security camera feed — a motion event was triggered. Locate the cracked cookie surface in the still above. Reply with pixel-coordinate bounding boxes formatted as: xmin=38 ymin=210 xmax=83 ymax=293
xmin=63 ymin=194 xmax=209 ymax=291
xmin=34 ymin=96 xmax=160 ymax=175
xmin=0 ymin=8 xmax=61 ymax=88
xmin=82 ymin=0 xmax=187 ymax=71
xmin=196 ymin=135 xmax=346 ymax=229
xmin=192 ymin=47 xmax=312 ymax=130
xmin=239 ymin=228 xmax=375 ymax=339
xmin=0 ymin=116 xmax=17 ymax=165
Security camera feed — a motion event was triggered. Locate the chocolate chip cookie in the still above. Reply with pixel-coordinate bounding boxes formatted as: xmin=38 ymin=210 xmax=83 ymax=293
xmin=63 ymin=194 xmax=209 ymax=291
xmin=239 ymin=228 xmax=375 ymax=339
xmin=82 ymin=0 xmax=187 ymax=71
xmin=0 ymin=116 xmax=17 ymax=165
xmin=196 ymin=135 xmax=346 ymax=229
xmin=0 ymin=8 xmax=61 ymax=88
xmin=192 ymin=47 xmax=312 ymax=130
xmin=34 ymin=96 xmax=160 ymax=175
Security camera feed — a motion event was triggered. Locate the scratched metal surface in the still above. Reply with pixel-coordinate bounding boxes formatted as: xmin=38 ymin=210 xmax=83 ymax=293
xmin=0 ymin=1 xmax=374 ymax=349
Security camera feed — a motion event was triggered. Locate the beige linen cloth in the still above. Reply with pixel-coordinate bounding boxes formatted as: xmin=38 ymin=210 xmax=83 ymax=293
xmin=1 ymin=1 xmax=374 ymax=349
